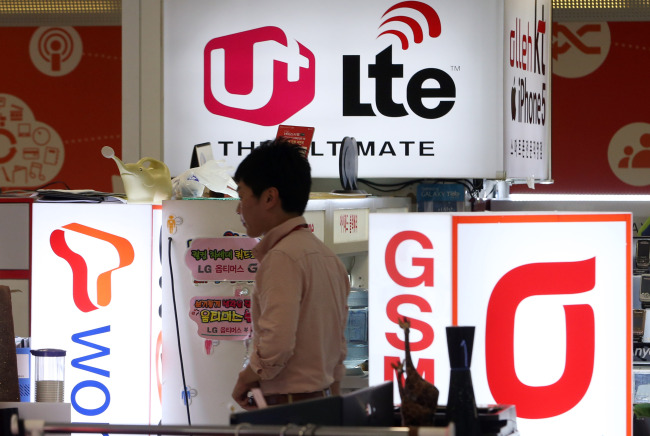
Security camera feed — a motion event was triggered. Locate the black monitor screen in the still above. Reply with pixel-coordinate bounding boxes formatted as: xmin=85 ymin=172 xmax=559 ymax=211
xmin=230 ymin=395 xmax=342 ymax=426
xmin=342 ymin=381 xmax=394 ymax=427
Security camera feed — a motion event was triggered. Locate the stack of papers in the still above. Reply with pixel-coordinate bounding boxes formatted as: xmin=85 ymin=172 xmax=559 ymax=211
xmin=34 ymin=189 xmax=127 ymax=203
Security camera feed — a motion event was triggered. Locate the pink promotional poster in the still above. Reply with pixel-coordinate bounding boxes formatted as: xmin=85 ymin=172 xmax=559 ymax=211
xmin=184 ymin=237 xmax=258 ymax=282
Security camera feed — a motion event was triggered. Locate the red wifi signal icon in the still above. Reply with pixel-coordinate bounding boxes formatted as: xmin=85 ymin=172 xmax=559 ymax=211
xmin=378 ymin=1 xmax=442 ymax=50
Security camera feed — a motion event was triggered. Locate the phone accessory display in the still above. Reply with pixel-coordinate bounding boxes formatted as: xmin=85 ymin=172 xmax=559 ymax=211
xmin=641 ymin=275 xmax=650 ymax=309
xmin=634 ymin=309 xmax=646 ymax=341
xmin=635 ymin=238 xmax=650 ymax=273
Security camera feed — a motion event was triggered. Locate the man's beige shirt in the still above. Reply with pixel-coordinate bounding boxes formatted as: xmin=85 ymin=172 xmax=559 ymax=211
xmin=249 ymin=216 xmax=350 ymax=395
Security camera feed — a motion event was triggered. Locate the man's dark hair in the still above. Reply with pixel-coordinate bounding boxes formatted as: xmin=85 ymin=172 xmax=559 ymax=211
xmin=234 ymin=139 xmax=311 ymax=215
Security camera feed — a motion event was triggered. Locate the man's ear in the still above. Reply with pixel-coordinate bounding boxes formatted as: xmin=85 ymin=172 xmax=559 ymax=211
xmin=263 ymin=187 xmax=280 ymax=209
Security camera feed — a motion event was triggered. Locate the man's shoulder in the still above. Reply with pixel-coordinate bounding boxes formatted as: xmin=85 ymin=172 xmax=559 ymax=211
xmin=272 ymin=230 xmax=337 ymax=259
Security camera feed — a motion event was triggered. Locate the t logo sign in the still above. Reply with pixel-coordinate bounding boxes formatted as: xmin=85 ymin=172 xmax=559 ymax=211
xmin=50 ymin=223 xmax=135 ymax=313
xmin=203 ymin=26 xmax=316 ymax=126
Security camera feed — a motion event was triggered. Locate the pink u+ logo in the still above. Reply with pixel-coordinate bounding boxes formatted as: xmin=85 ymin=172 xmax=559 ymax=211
xmin=203 ymin=26 xmax=315 ymax=127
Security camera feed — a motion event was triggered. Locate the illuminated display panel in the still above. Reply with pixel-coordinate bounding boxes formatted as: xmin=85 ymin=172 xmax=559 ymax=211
xmin=369 ymin=211 xmax=631 ymax=436
xmin=163 ymin=0 xmax=508 ymax=179
xmin=31 ymin=204 xmax=161 ymax=426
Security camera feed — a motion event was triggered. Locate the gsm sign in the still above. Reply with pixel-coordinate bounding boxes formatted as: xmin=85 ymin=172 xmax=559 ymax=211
xmin=383 ymin=231 xmax=596 ymax=419
xmin=385 ymin=230 xmax=434 ymax=287
xmin=383 ymin=231 xmax=435 ymax=384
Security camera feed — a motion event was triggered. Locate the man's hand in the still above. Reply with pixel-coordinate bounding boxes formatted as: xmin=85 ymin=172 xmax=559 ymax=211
xmin=232 ymin=365 xmax=261 ymax=410
xmin=330 ymin=380 xmax=341 ymax=396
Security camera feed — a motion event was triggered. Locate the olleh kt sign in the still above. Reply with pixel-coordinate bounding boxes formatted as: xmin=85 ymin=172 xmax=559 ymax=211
xmin=369 ymin=212 xmax=631 ymax=436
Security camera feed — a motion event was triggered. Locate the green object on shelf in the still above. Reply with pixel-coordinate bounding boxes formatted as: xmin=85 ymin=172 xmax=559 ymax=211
xmin=639 ymin=217 xmax=650 ymax=237
xmin=634 ymin=403 xmax=650 ymax=418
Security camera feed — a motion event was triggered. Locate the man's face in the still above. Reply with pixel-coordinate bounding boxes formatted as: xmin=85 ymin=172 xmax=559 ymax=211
xmin=236 ymin=181 xmax=267 ymax=238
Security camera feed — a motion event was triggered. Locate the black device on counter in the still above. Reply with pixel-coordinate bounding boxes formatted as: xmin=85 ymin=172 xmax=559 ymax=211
xmin=637 ymin=239 xmax=650 ymax=270
xmin=641 ymin=275 xmax=650 ymax=309
xmin=189 ymin=142 xmax=212 ymax=168
xmin=634 ymin=309 xmax=646 ymax=341
xmin=230 ymin=382 xmax=394 ymax=427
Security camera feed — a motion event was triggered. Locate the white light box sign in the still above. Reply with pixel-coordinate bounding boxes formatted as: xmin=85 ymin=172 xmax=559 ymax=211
xmin=369 ymin=212 xmax=631 ymax=436
xmin=163 ymin=0 xmax=506 ymax=179
xmin=31 ymin=204 xmax=161 ymax=426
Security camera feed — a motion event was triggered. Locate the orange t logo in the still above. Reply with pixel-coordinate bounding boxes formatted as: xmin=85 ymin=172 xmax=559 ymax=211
xmin=50 ymin=223 xmax=135 ymax=313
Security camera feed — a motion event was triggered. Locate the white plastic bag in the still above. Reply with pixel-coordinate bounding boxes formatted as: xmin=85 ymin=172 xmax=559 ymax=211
xmin=172 ymin=160 xmax=238 ymax=198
